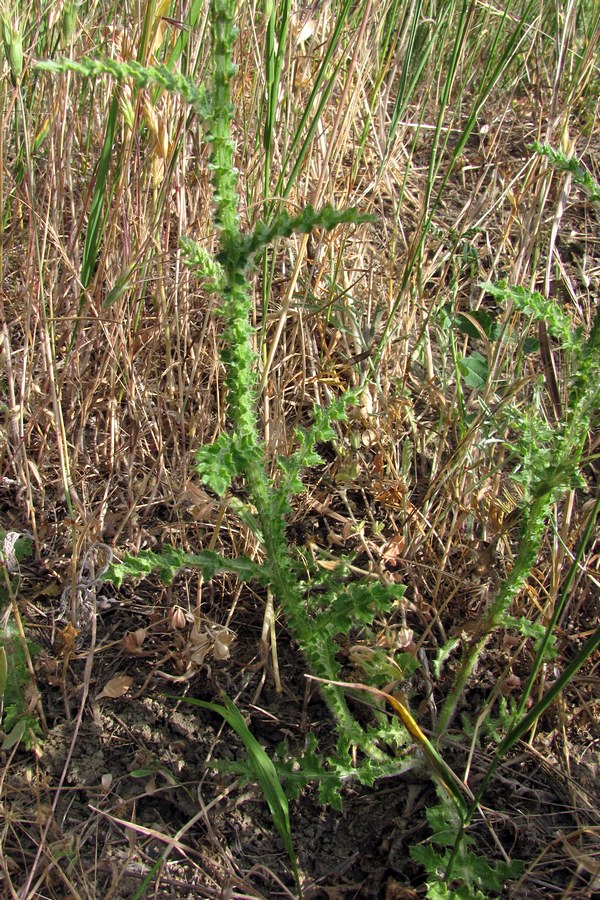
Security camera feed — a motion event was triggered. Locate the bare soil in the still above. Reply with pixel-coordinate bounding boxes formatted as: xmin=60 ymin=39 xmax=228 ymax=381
xmin=1 ymin=505 xmax=598 ymax=899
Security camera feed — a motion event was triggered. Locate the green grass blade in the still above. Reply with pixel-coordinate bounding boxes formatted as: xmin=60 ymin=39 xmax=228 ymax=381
xmin=166 ymin=0 xmax=206 ymax=70
xmin=383 ymin=0 xmax=439 ymax=161
xmin=499 ymin=622 xmax=600 ymax=761
xmin=80 ymin=93 xmax=118 ymax=288
xmin=262 ymin=0 xmax=292 ymax=208
xmin=176 ymin=692 xmax=301 ymax=894
xmin=518 ymin=491 xmax=600 ymax=716
xmin=272 ymin=0 xmax=355 ymax=205
xmin=469 ymin=617 xmax=600 ymax=825
xmin=0 ymin=646 xmax=7 ymax=708
xmin=137 ymin=0 xmax=158 ymax=65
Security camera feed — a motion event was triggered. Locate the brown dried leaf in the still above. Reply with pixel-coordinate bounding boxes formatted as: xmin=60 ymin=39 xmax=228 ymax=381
xmin=97 ymin=674 xmax=133 ymax=700
xmin=122 ymin=629 xmax=147 ymax=654
xmin=56 ymin=623 xmax=79 ymax=656
xmin=189 ymin=630 xmax=212 ymax=666
xmin=179 ymin=483 xmax=218 ymax=521
xmin=213 ymin=627 xmax=235 ymax=661
xmin=316 ymin=558 xmax=342 ymax=571
xmin=381 ymin=534 xmax=405 ymax=565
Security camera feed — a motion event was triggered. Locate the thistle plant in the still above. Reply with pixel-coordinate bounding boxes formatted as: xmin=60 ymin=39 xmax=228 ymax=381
xmin=531 ymin=140 xmax=600 ymax=203
xmin=38 ymin=0 xmax=412 ymax=773
xmin=0 ymin=531 xmax=42 ymax=750
xmin=437 ymin=282 xmax=600 ymax=733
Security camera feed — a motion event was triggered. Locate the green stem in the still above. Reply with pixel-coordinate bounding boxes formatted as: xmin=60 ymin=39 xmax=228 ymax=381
xmin=437 ymin=494 xmax=551 ymax=734
xmin=518 ymin=490 xmax=600 ymax=717
xmin=207 ymin=0 xmax=375 ymax=754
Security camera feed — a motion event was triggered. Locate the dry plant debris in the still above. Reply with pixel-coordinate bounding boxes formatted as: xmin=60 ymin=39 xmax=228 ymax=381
xmin=0 ymin=0 xmax=599 ymax=897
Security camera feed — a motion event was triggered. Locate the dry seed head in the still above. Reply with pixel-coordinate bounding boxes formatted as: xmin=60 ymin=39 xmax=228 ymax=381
xmin=169 ymin=606 xmax=187 ymax=630
xmin=101 ymin=24 xmax=133 ymax=62
xmin=119 ymin=83 xmax=135 ymax=130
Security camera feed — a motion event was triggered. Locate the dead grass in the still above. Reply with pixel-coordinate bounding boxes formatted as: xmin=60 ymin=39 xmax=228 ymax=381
xmin=0 ymin=0 xmax=598 ymax=896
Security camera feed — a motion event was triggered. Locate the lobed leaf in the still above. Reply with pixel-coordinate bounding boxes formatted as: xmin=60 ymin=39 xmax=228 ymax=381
xmin=36 ymin=57 xmax=210 ymax=118
xmin=104 ymin=546 xmax=269 ymax=588
xmin=241 ymin=205 xmax=375 ymax=263
xmin=481 ymin=281 xmax=579 ymax=350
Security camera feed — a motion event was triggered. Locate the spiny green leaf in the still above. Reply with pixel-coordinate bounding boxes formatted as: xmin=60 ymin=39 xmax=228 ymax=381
xmin=502 ymin=614 xmax=557 ymax=660
xmin=180 ymin=237 xmax=225 ymax=292
xmin=103 ymin=546 xmax=269 ymax=588
xmin=36 ymin=57 xmax=210 ymax=117
xmin=242 ymin=205 xmax=375 ymax=262
xmin=531 ymin=141 xmax=600 ymax=202
xmin=480 ymin=281 xmax=580 ymax=350
xmin=412 ymin=797 xmax=524 ymax=899
xmin=195 ymin=434 xmax=239 ymax=496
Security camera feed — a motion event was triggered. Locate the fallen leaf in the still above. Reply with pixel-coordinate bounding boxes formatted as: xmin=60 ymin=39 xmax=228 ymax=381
xmin=213 ymin=627 xmax=235 ymax=661
xmin=381 ymin=534 xmax=405 ymax=565
xmin=56 ymin=623 xmax=79 ymax=656
xmin=385 ymin=878 xmax=418 ymax=899
xmin=316 ymin=558 xmax=342 ymax=571
xmin=122 ymin=629 xmax=147 ymax=654
xmin=189 ymin=630 xmax=212 ymax=666
xmin=97 ymin=674 xmax=133 ymax=700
